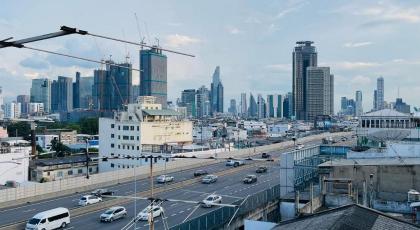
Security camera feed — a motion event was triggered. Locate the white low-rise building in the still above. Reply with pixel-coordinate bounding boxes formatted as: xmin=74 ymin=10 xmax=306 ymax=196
xmin=0 ymin=139 xmax=31 ymax=185
xmin=267 ymin=123 xmax=290 ymax=138
xmin=242 ymin=121 xmax=267 ymax=132
xmin=99 ymin=97 xmax=193 ymax=172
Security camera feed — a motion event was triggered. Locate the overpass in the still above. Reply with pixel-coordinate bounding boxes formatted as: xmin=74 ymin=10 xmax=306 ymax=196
xmin=0 ymin=132 xmax=350 ymax=229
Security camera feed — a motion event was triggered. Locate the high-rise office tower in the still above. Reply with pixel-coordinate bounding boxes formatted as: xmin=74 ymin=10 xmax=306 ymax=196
xmin=306 ymin=67 xmax=334 ymax=120
xmin=132 ymin=85 xmax=140 ymax=103
xmin=4 ymin=102 xmax=21 ymax=119
xmin=93 ymin=61 xmax=132 ymax=111
xmin=293 ymin=41 xmax=317 ymax=120
xmin=257 ymin=94 xmax=266 ymax=119
xmin=30 ymin=78 xmax=51 ymax=113
xmin=267 ymin=95 xmax=275 ymax=118
xmin=210 ymin=66 xmax=224 ymax=115
xmin=240 ymin=93 xmax=247 ymax=118
xmin=51 ymin=76 xmax=73 ymax=113
xmin=375 ymin=77 xmax=384 ymax=110
xmin=283 ymin=92 xmax=293 ymax=119
xmin=248 ymin=94 xmax=257 ymax=118
xmin=195 ymin=86 xmax=210 ymax=118
xmin=228 ymin=99 xmax=237 ymax=116
xmin=355 ymin=90 xmax=363 ymax=117
xmin=341 ymin=97 xmax=348 ymax=113
xmin=395 ymin=98 xmax=410 ymax=114
xmin=266 ymin=94 xmax=283 ymax=118
xmin=0 ymin=86 xmax=3 ymax=119
xmin=181 ymin=89 xmax=196 ymax=117
xmin=17 ymin=95 xmax=30 ymax=116
xmin=140 ymin=47 xmax=167 ymax=108
xmin=73 ymin=72 xmax=94 ymax=109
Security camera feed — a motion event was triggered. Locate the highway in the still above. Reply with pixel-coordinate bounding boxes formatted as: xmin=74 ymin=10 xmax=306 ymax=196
xmin=0 ymin=135 xmax=348 ymax=229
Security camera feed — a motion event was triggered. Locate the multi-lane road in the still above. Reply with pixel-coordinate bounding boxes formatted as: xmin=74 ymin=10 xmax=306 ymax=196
xmin=0 ymin=136 xmax=347 ymax=230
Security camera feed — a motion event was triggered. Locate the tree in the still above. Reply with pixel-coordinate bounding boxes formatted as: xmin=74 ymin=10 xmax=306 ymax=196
xmin=6 ymin=122 xmax=31 ymax=139
xmin=80 ymin=118 xmax=99 ymax=135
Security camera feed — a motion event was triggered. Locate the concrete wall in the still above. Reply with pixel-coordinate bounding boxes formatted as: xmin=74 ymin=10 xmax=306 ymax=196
xmin=322 ymin=164 xmax=420 ymax=201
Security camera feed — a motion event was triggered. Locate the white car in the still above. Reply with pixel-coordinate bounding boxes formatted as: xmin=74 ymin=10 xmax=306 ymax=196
xmin=100 ymin=206 xmax=127 ymax=222
xmin=136 ymin=205 xmax=163 ymax=221
xmin=156 ymin=175 xmax=174 ymax=183
xmin=226 ymin=160 xmax=245 ymax=167
xmin=202 ymin=195 xmax=222 ymax=208
xmin=78 ymin=195 xmax=102 ymax=206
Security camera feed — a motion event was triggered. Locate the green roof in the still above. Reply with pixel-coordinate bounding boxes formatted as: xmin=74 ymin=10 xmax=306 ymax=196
xmin=142 ymin=109 xmax=180 ymax=116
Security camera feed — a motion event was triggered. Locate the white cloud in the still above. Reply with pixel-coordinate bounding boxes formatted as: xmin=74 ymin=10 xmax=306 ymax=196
xmin=165 ymin=34 xmax=200 ymax=48
xmin=275 ymin=1 xmax=307 ymax=19
xmin=264 ymin=64 xmax=291 ymax=72
xmin=343 ymin=41 xmax=373 ymax=48
xmin=350 ymin=75 xmax=372 ymax=85
xmin=330 ymin=61 xmax=380 ymax=70
xmin=23 ymin=72 xmax=41 ymax=79
xmin=228 ymin=27 xmax=242 ymax=35
xmin=355 ymin=3 xmax=420 ymax=24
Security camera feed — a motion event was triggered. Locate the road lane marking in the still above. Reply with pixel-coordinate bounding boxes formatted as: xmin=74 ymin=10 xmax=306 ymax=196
xmin=22 ymin=208 xmax=36 ymax=213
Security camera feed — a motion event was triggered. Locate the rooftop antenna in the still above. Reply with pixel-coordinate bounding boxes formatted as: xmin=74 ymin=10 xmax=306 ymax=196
xmin=155 ymin=37 xmax=160 ymax=47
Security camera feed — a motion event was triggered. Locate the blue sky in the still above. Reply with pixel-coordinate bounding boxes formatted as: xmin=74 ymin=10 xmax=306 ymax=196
xmin=1 ymin=0 xmax=420 ymax=112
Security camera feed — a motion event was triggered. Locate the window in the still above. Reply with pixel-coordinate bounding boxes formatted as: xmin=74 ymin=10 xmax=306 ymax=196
xmin=131 ymin=146 xmax=134 ymax=150
xmin=123 ymin=126 xmax=129 ymax=130
xmin=111 ymin=134 xmax=114 ymax=138
xmin=130 ymin=136 xmax=134 ymax=140
xmin=78 ymin=169 xmax=83 ymax=174
xmin=57 ymin=171 xmax=63 ymax=177
xmin=47 ymin=172 xmax=50 ymax=176
xmin=89 ymin=168 xmax=92 ymax=172
xmin=111 ymin=124 xmax=115 ymax=128
xmin=123 ymin=136 xmax=129 ymax=140
xmin=118 ymin=135 xmax=121 ymax=139
xmin=137 ymin=126 xmax=139 ymax=131
xmin=68 ymin=170 xmax=73 ymax=175
xmin=111 ymin=163 xmax=114 ymax=168
xmin=118 ymin=145 xmax=120 ymax=149
xmin=47 ymin=212 xmax=69 ymax=222
xmin=129 ymin=116 xmax=132 ymax=120
xmin=137 ymin=146 xmax=139 ymax=150
xmin=123 ymin=145 xmax=125 ymax=149
xmin=111 ymin=153 xmax=114 ymax=156
xmin=131 ymin=126 xmax=134 ymax=130
xmin=118 ymin=125 xmax=121 ymax=130
xmin=111 ymin=144 xmax=114 ymax=148
xmin=137 ymin=136 xmax=139 ymax=140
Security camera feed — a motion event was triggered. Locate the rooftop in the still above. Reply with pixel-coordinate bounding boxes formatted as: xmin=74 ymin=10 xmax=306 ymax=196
xmin=33 ymin=154 xmax=98 ymax=167
xmin=362 ymin=109 xmax=410 ymax=118
xmin=273 ymin=204 xmax=419 ymax=230
xmin=319 ymin=157 xmax=420 ymax=167
xmin=142 ymin=109 xmax=180 ymax=116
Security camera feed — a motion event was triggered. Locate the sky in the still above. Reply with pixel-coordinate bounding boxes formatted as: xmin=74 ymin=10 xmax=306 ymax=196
xmin=1 ymin=0 xmax=420 ymax=112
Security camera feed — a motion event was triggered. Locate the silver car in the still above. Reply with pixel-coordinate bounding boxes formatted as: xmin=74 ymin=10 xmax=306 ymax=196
xmin=100 ymin=206 xmax=127 ymax=222
xmin=201 ymin=174 xmax=218 ymax=184
xmin=156 ymin=175 xmax=174 ymax=183
xmin=202 ymin=195 xmax=222 ymax=207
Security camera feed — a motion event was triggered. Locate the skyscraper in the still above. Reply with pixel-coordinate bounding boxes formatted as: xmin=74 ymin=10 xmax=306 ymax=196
xmin=51 ymin=76 xmax=73 ymax=113
xmin=195 ymin=86 xmax=210 ymax=118
xmin=210 ymin=66 xmax=224 ymax=115
xmin=30 ymin=78 xmax=51 ymax=113
xmin=293 ymin=41 xmax=317 ymax=120
xmin=140 ymin=47 xmax=167 ymax=108
xmin=375 ymin=77 xmax=384 ymax=110
xmin=341 ymin=97 xmax=348 ymax=113
xmin=248 ymin=94 xmax=257 ymax=118
xmin=73 ymin=72 xmax=94 ymax=109
xmin=181 ymin=89 xmax=196 ymax=117
xmin=276 ymin=94 xmax=283 ymax=118
xmin=306 ymin=67 xmax=334 ymax=120
xmin=92 ymin=61 xmax=132 ymax=112
xmin=257 ymin=94 xmax=265 ymax=119
xmin=355 ymin=90 xmax=363 ymax=117
xmin=266 ymin=94 xmax=283 ymax=118
xmin=283 ymin=92 xmax=293 ymax=119
xmin=240 ymin=93 xmax=247 ymax=118
xmin=0 ymin=86 xmax=3 ymax=119
xmin=4 ymin=102 xmax=21 ymax=119
xmin=395 ymin=98 xmax=410 ymax=114
xmin=132 ymin=85 xmax=140 ymax=103
xmin=17 ymin=95 xmax=30 ymax=116
xmin=228 ymin=99 xmax=237 ymax=116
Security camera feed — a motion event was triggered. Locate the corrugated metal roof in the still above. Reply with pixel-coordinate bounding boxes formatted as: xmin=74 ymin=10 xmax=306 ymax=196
xmin=142 ymin=109 xmax=180 ymax=116
xmin=362 ymin=109 xmax=410 ymax=117
xmin=318 ymin=157 xmax=420 ymax=167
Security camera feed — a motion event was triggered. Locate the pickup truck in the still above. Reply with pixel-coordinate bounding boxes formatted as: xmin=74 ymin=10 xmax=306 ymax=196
xmin=226 ymin=160 xmax=245 ymax=167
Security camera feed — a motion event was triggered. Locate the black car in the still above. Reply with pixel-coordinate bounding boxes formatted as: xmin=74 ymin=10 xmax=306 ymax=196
xmin=194 ymin=170 xmax=208 ymax=177
xmin=91 ymin=188 xmax=114 ymax=197
xmin=261 ymin=153 xmax=271 ymax=158
xmin=243 ymin=175 xmax=257 ymax=184
xmin=256 ymin=166 xmax=268 ymax=173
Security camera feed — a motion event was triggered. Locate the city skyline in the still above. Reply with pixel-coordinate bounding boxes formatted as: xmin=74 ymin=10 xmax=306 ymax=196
xmin=1 ymin=1 xmax=420 ymax=112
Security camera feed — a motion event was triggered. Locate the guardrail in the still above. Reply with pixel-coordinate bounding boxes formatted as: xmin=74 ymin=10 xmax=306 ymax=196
xmin=169 ymin=184 xmax=281 ymax=230
xmin=0 ymin=131 xmax=348 ymax=208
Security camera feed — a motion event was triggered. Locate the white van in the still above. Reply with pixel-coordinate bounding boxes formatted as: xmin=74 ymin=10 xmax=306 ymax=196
xmin=25 ymin=207 xmax=70 ymax=230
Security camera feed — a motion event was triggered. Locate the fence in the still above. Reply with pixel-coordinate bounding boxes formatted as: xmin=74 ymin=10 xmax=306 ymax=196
xmin=170 ymin=184 xmax=281 ymax=230
xmin=0 ymin=131 xmax=347 ymax=207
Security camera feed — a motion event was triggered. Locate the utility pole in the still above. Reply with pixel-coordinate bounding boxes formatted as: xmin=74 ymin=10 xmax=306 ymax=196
xmin=85 ymin=139 xmax=90 ymax=179
xmin=149 ymin=155 xmax=155 ymax=230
